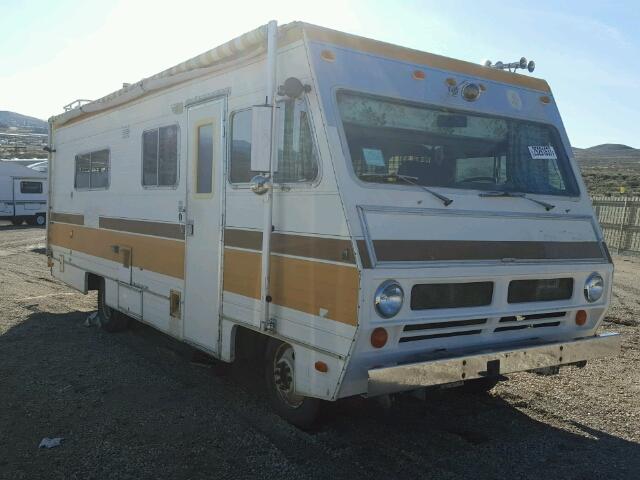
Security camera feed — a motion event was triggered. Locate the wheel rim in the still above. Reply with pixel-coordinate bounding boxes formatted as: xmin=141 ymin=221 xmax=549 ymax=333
xmin=36 ymin=215 xmax=45 ymax=225
xmin=273 ymin=343 xmax=304 ymax=408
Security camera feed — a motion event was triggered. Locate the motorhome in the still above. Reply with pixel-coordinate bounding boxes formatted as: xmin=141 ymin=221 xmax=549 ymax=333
xmin=46 ymin=21 xmax=619 ymax=427
xmin=0 ymin=161 xmax=47 ymax=226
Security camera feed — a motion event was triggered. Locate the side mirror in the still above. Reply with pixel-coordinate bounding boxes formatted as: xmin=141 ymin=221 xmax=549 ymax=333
xmin=250 ymin=106 xmax=278 ymax=173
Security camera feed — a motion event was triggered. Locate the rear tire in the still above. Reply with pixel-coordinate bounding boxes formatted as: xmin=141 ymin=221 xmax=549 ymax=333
xmin=264 ymin=338 xmax=320 ymax=429
xmin=98 ymin=278 xmax=129 ymax=333
xmin=10 ymin=218 xmax=23 ymax=226
xmin=458 ymin=377 xmax=500 ymax=394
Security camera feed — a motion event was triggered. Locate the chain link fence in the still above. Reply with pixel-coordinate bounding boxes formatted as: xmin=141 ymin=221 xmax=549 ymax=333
xmin=592 ymin=195 xmax=640 ymax=255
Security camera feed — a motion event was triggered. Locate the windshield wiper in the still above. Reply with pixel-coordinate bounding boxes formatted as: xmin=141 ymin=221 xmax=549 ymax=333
xmin=478 ymin=191 xmax=555 ymax=211
xmin=360 ymin=173 xmax=453 ymax=206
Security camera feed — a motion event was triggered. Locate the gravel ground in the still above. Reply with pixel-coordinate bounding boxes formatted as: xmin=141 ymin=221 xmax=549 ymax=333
xmin=0 ymin=223 xmax=638 ymax=480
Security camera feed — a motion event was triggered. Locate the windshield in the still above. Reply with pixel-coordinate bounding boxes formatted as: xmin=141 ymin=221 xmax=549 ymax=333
xmin=337 ymin=92 xmax=579 ymax=197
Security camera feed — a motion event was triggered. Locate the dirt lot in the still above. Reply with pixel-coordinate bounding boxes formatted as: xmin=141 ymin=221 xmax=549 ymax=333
xmin=0 ymin=223 xmax=639 ymax=480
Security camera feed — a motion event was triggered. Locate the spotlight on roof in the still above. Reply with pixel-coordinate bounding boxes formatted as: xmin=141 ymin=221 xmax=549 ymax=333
xmin=483 ymin=57 xmax=536 ymax=74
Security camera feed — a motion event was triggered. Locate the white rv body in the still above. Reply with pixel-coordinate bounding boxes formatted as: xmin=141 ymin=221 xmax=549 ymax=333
xmin=47 ymin=22 xmax=619 ymax=413
xmin=0 ymin=161 xmax=47 ymax=225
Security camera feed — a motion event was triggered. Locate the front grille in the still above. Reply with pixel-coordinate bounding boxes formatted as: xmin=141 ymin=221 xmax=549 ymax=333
xmin=508 ymin=278 xmax=573 ymax=303
xmin=400 ymin=318 xmax=487 ymax=343
xmin=410 ymin=282 xmax=494 ymax=310
xmin=494 ymin=311 xmax=566 ymax=332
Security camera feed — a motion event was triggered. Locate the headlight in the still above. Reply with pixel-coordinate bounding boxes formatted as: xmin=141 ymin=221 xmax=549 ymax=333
xmin=374 ymin=280 xmax=404 ymax=318
xmin=584 ymin=273 xmax=604 ymax=303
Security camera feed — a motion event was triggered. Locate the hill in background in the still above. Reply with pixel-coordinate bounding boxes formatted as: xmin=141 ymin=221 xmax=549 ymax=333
xmin=0 ymin=111 xmax=47 ymax=132
xmin=0 ymin=111 xmax=48 ymax=159
xmin=574 ymin=144 xmax=640 ymax=196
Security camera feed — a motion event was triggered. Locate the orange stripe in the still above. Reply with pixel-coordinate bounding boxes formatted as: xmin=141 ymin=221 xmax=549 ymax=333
xmin=48 ymin=223 xmax=184 ymax=279
xmin=223 ymin=248 xmax=359 ymax=326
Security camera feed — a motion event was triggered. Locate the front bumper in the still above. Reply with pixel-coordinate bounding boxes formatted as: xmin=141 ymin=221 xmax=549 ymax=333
xmin=368 ymin=333 xmax=620 ymax=396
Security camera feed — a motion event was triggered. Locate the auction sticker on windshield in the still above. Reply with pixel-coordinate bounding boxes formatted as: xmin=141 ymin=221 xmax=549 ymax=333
xmin=528 ymin=145 xmax=557 ymax=160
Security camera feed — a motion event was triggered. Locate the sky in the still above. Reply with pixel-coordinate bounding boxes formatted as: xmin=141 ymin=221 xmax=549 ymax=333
xmin=1 ymin=0 xmax=638 ymax=148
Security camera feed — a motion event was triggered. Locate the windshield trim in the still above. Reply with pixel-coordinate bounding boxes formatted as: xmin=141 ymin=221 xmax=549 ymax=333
xmin=333 ymin=88 xmax=582 ymax=200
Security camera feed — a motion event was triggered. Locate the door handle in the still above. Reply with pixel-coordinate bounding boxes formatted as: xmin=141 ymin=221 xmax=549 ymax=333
xmin=185 ymin=220 xmax=194 ymax=236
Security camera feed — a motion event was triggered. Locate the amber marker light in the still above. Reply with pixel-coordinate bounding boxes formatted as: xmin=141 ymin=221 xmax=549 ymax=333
xmin=314 ymin=361 xmax=328 ymax=373
xmin=445 ymin=77 xmax=457 ymax=86
xmin=412 ymin=69 xmax=425 ymax=80
xmin=575 ymin=310 xmax=588 ymax=326
xmin=371 ymin=327 xmax=388 ymax=349
xmin=540 ymin=96 xmax=551 ymax=104
xmin=320 ymin=49 xmax=335 ymax=62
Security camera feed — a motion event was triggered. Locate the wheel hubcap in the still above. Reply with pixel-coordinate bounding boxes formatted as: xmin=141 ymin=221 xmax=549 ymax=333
xmin=273 ymin=344 xmax=304 ymax=408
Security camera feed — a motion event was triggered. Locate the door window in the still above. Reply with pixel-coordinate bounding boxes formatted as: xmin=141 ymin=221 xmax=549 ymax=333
xmin=196 ymin=123 xmax=214 ymax=194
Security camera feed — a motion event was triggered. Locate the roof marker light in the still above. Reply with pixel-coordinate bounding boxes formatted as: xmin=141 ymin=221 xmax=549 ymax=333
xmin=320 ymin=49 xmax=335 ymax=62
xmin=412 ymin=70 xmax=425 ymax=80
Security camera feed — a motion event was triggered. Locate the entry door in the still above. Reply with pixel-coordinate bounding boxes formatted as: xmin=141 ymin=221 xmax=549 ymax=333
xmin=183 ymin=98 xmax=225 ymax=353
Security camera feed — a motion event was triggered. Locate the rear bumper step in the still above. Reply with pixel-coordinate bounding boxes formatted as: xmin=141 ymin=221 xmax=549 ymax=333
xmin=368 ymin=333 xmax=621 ymax=396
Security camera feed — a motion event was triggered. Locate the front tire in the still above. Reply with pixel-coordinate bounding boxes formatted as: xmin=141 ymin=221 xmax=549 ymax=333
xmin=98 ymin=278 xmax=129 ymax=333
xmin=264 ymin=339 xmax=320 ymax=429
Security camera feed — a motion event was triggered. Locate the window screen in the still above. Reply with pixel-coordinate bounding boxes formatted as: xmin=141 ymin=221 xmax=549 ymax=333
xmin=142 ymin=125 xmax=178 ymax=187
xmin=229 ymin=99 xmax=318 ymax=184
xmin=75 ymin=149 xmax=110 ymax=189
xmin=20 ymin=181 xmax=43 ymax=194
xmin=197 ymin=124 xmax=214 ymax=193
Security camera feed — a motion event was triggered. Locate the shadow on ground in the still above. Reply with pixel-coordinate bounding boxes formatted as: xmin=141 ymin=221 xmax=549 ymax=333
xmin=0 ymin=310 xmax=638 ymax=480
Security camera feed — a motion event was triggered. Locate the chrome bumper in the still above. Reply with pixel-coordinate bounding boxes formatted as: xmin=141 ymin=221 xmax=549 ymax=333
xmin=368 ymin=333 xmax=621 ymax=396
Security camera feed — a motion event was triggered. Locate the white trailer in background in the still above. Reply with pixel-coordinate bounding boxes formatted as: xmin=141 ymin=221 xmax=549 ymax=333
xmin=0 ymin=161 xmax=47 ymax=226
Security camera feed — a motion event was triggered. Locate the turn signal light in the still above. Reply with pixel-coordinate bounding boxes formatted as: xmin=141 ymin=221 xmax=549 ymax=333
xmin=371 ymin=327 xmax=388 ymax=349
xmin=575 ymin=310 xmax=587 ymax=326
xmin=314 ymin=361 xmax=328 ymax=373
xmin=412 ymin=69 xmax=425 ymax=80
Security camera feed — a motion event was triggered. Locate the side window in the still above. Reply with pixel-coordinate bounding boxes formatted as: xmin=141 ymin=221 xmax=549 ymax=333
xmin=275 ymin=99 xmax=319 ymax=183
xmin=142 ymin=125 xmax=179 ymax=187
xmin=20 ymin=181 xmax=43 ymax=194
xmin=75 ymin=149 xmax=110 ymax=189
xmin=229 ymin=99 xmax=319 ymax=184
xmin=229 ymin=110 xmax=253 ymax=183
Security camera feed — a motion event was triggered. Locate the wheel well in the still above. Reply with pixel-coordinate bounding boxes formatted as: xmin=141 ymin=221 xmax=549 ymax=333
xmin=87 ymin=272 xmax=101 ymax=291
xmin=233 ymin=325 xmax=268 ymax=362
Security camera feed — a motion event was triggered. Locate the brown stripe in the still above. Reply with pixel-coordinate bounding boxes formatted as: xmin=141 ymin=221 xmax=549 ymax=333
xmin=50 ymin=212 xmax=84 ymax=225
xmin=48 ymin=223 xmax=184 ymax=279
xmin=356 ymin=240 xmax=372 ymax=269
xmin=223 ymin=248 xmax=359 ymax=326
xmin=303 ymin=24 xmax=552 ymax=93
xmin=99 ymin=217 xmax=184 ymax=240
xmin=224 ymin=228 xmax=355 ymax=264
xmin=372 ymin=240 xmax=605 ymax=263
